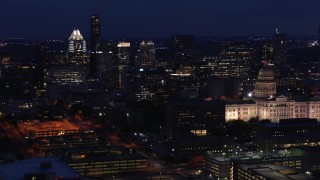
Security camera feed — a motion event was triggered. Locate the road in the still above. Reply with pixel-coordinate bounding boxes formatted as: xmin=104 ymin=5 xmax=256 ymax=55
xmin=106 ymin=132 xmax=202 ymax=176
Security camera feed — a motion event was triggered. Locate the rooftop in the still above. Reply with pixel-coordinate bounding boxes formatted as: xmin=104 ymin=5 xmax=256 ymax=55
xmin=240 ymin=163 xmax=312 ymax=180
xmin=68 ymin=29 xmax=84 ymax=41
xmin=0 ymin=157 xmax=79 ymax=180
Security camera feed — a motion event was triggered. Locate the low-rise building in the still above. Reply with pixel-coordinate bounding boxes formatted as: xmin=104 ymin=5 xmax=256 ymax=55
xmin=226 ymin=96 xmax=320 ymax=122
xmin=0 ymin=157 xmax=80 ymax=180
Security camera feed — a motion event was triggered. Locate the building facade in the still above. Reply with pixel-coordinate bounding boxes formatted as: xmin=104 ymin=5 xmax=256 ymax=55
xmin=90 ymin=13 xmax=101 ymax=74
xmin=135 ymin=41 xmax=156 ymax=69
xmin=67 ymin=29 xmax=87 ymax=65
xmin=254 ymin=63 xmax=276 ymax=98
xmin=226 ymin=96 xmax=320 ymax=122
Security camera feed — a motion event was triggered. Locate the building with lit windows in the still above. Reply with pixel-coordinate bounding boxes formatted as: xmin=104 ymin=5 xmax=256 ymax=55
xmin=172 ymin=34 xmax=194 ymax=53
xmin=204 ymin=149 xmax=312 ymax=180
xmin=207 ymin=78 xmax=241 ymax=100
xmin=166 ymin=99 xmax=226 ymax=138
xmin=125 ymin=68 xmax=168 ymax=101
xmin=0 ymin=157 xmax=80 ymax=180
xmin=253 ymin=119 xmax=320 ymax=151
xmin=225 ymin=65 xmax=320 ymax=122
xmin=90 ymin=13 xmax=101 ymax=74
xmin=234 ymin=163 xmax=312 ymax=180
xmin=273 ymin=29 xmax=288 ymax=71
xmin=45 ymin=146 xmax=148 ymax=177
xmin=135 ymin=41 xmax=156 ymax=69
xmin=209 ymin=43 xmax=254 ymax=78
xmin=254 ymin=63 xmax=276 ymax=98
xmin=67 ymin=29 xmax=87 ymax=65
xmin=169 ymin=134 xmax=233 ymax=158
xmin=225 ymin=100 xmax=258 ymax=121
xmin=167 ymin=68 xmax=201 ymax=98
xmin=45 ymin=65 xmax=88 ymax=93
xmin=116 ymin=42 xmax=131 ymax=89
xmin=226 ymin=95 xmax=320 ymax=122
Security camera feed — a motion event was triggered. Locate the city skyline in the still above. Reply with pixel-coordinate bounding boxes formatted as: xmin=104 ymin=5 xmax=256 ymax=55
xmin=1 ymin=1 xmax=320 ymax=179
xmin=1 ymin=0 xmax=320 ymax=38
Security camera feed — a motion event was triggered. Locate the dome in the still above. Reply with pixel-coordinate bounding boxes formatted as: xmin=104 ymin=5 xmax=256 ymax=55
xmin=255 ymin=64 xmax=276 ymax=98
xmin=257 ymin=64 xmax=275 ymax=81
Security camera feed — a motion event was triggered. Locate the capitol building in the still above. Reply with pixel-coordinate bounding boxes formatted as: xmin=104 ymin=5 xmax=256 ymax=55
xmin=226 ymin=63 xmax=320 ymax=123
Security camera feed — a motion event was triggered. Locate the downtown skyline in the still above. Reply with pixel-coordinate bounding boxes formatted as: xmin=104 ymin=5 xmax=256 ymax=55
xmin=1 ymin=0 xmax=320 ymax=38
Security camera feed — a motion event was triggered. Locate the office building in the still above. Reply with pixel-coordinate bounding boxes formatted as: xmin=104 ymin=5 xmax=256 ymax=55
xmin=0 ymin=157 xmax=80 ymax=180
xmin=207 ymin=78 xmax=241 ymax=100
xmin=90 ymin=13 xmax=101 ymax=74
xmin=125 ymin=68 xmax=168 ymax=101
xmin=209 ymin=43 xmax=254 ymax=79
xmin=172 ymin=34 xmax=195 ymax=53
xmin=233 ymin=163 xmax=312 ymax=180
xmin=169 ymin=135 xmax=233 ymax=158
xmin=166 ymin=99 xmax=226 ymax=138
xmin=45 ymin=146 xmax=148 ymax=177
xmin=253 ymin=119 xmax=320 ymax=151
xmin=116 ymin=42 xmax=131 ymax=89
xmin=67 ymin=29 xmax=87 ymax=65
xmin=135 ymin=41 xmax=156 ymax=69
xmin=172 ymin=34 xmax=202 ymax=68
xmin=205 ymin=149 xmax=311 ymax=179
xmin=318 ymin=25 xmax=320 ymax=44
xmin=45 ymin=65 xmax=88 ymax=95
xmin=273 ymin=29 xmax=288 ymax=76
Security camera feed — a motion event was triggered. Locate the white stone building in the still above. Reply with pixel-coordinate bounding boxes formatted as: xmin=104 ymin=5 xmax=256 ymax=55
xmin=225 ymin=64 xmax=320 ymax=123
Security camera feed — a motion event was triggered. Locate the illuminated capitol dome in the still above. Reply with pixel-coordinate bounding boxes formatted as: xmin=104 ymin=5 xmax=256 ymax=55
xmin=254 ymin=62 xmax=276 ymax=98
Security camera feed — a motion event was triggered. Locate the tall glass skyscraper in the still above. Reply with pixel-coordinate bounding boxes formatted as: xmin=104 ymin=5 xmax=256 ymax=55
xmin=67 ymin=29 xmax=87 ymax=65
xmin=135 ymin=41 xmax=156 ymax=69
xmin=90 ymin=13 xmax=101 ymax=74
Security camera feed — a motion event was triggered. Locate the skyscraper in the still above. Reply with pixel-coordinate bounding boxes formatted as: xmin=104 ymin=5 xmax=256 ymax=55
xmin=135 ymin=41 xmax=156 ymax=69
xmin=172 ymin=34 xmax=199 ymax=67
xmin=67 ymin=29 xmax=87 ymax=65
xmin=116 ymin=42 xmax=131 ymax=89
xmin=90 ymin=13 xmax=101 ymax=74
xmin=172 ymin=34 xmax=195 ymax=53
xmin=273 ymin=29 xmax=288 ymax=71
xmin=318 ymin=25 xmax=320 ymax=45
xmin=210 ymin=43 xmax=254 ymax=78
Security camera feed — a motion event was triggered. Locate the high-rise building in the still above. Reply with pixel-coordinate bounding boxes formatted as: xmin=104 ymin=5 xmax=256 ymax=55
xmin=172 ymin=34 xmax=195 ymax=53
xmin=172 ymin=34 xmax=198 ymax=66
xmin=273 ymin=29 xmax=288 ymax=71
xmin=166 ymin=100 xmax=226 ymax=137
xmin=45 ymin=65 xmax=88 ymax=92
xmin=116 ymin=42 xmax=131 ymax=89
xmin=135 ymin=41 xmax=156 ymax=69
xmin=36 ymin=43 xmax=47 ymax=90
xmin=125 ymin=68 xmax=168 ymax=101
xmin=67 ymin=29 xmax=87 ymax=65
xmin=207 ymin=78 xmax=241 ymax=100
xmin=209 ymin=43 xmax=254 ymax=79
xmin=318 ymin=25 xmax=320 ymax=44
xmin=90 ymin=13 xmax=101 ymax=74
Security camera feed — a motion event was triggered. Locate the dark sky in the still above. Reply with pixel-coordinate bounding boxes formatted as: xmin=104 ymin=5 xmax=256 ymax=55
xmin=1 ymin=0 xmax=320 ymax=39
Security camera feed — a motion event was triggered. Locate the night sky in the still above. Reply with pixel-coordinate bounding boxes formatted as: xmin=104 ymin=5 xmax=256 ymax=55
xmin=1 ymin=0 xmax=320 ymax=39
